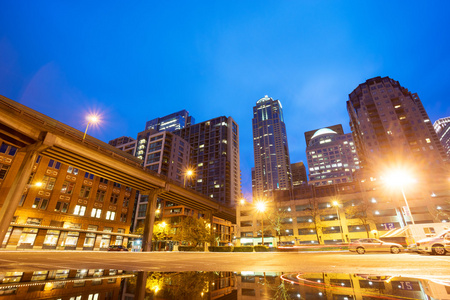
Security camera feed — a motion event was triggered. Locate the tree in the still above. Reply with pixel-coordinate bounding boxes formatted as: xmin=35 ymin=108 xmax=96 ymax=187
xmin=268 ymin=208 xmax=289 ymax=245
xmin=153 ymin=221 xmax=173 ymax=241
xmin=132 ymin=221 xmax=172 ymax=241
xmin=173 ymin=217 xmax=213 ymax=246
xmin=166 ymin=271 xmax=215 ymax=299
xmin=303 ymin=197 xmax=323 ymax=244
xmin=345 ymin=200 xmax=375 ymax=238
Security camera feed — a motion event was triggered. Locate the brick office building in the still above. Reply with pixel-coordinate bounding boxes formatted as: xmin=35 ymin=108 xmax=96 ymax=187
xmin=0 ymin=139 xmax=139 ymax=250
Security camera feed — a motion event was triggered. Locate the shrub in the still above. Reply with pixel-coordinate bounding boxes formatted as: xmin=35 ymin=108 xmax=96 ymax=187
xmin=254 ymin=245 xmax=269 ymax=252
xmin=233 ymin=246 xmax=254 ymax=252
xmin=208 ymin=246 xmax=233 ymax=252
xmin=179 ymin=246 xmax=203 ymax=252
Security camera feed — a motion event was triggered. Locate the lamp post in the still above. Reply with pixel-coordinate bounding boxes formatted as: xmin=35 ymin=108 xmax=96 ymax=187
xmin=332 ymin=201 xmax=345 ymax=243
xmin=384 ymin=169 xmax=416 ymax=225
xmin=83 ymin=115 xmax=99 ymax=141
xmin=256 ymin=201 xmax=266 ymax=246
xmin=184 ymin=169 xmax=193 ymax=187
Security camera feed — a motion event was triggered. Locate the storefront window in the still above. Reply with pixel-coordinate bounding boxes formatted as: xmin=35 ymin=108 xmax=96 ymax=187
xmin=65 ymin=232 xmax=79 ymax=247
xmin=43 ymin=230 xmax=60 ymax=246
xmin=31 ymin=271 xmax=48 ymax=281
xmin=1 ymin=272 xmax=23 ymax=283
xmin=2 ymin=227 xmax=12 ymax=246
xmin=84 ymin=225 xmax=98 ymax=247
xmin=17 ymin=228 xmax=38 ymax=246
xmin=100 ymin=227 xmax=112 ymax=248
xmin=115 ymin=229 xmax=125 ymax=245
xmin=90 ymin=269 xmax=104 ymax=286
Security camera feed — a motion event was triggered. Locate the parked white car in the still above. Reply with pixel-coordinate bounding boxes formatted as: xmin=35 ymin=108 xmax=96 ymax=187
xmin=416 ymin=229 xmax=450 ymax=255
xmin=349 ymin=238 xmax=404 ymax=254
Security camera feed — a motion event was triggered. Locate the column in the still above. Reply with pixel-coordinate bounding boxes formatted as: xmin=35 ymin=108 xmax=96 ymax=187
xmin=0 ymin=143 xmax=43 ymax=247
xmin=142 ymin=188 xmax=165 ymax=252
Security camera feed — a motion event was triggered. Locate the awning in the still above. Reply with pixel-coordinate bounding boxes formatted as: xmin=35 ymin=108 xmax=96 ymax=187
xmin=380 ymin=227 xmax=408 ymax=238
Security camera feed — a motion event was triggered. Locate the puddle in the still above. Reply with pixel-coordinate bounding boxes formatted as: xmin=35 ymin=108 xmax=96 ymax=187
xmin=1 ymin=269 xmax=449 ymax=299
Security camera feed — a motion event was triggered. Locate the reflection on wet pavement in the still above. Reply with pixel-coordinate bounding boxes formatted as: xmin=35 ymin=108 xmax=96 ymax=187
xmin=1 ymin=269 xmax=449 ymax=299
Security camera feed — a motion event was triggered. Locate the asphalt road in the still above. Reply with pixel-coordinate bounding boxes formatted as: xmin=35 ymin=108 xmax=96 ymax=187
xmin=0 ymin=251 xmax=449 ymax=278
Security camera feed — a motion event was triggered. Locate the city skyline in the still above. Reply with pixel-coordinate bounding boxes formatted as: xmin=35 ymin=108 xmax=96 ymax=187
xmin=1 ymin=2 xmax=450 ymax=199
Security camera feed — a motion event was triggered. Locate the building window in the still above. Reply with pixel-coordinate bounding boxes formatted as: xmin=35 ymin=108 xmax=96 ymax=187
xmin=0 ymin=164 xmax=10 ymax=180
xmin=48 ymin=159 xmax=61 ymax=170
xmin=100 ymin=228 xmax=112 ymax=249
xmin=91 ymin=208 xmax=102 ymax=218
xmin=61 ymin=181 xmax=75 ymax=195
xmin=96 ymin=190 xmax=106 ymax=202
xmin=105 ymin=211 xmax=116 ymax=220
xmin=110 ymin=194 xmax=119 ymax=205
xmin=123 ymin=197 xmax=129 ymax=207
xmin=65 ymin=231 xmax=80 ymax=248
xmin=2 ymin=272 xmax=23 ymax=283
xmin=43 ymin=230 xmax=60 ymax=247
xmin=74 ymin=205 xmax=87 ymax=216
xmin=31 ymin=271 xmax=48 ymax=281
xmin=120 ymin=213 xmax=128 ymax=222
xmin=32 ymin=197 xmax=49 ymax=210
xmin=138 ymin=204 xmax=147 ymax=218
xmin=18 ymin=194 xmax=27 ymax=206
xmin=84 ymin=172 xmax=94 ymax=180
xmin=54 ymin=201 xmax=69 ymax=213
xmin=84 ymin=225 xmax=98 ymax=248
xmin=79 ymin=186 xmax=91 ymax=198
xmin=67 ymin=166 xmax=79 ymax=175
xmin=0 ymin=143 xmax=18 ymax=156
xmin=113 ymin=182 xmax=121 ymax=188
xmin=18 ymin=228 xmax=39 ymax=247
xmin=42 ymin=176 xmax=56 ymax=190
xmin=99 ymin=178 xmax=108 ymax=184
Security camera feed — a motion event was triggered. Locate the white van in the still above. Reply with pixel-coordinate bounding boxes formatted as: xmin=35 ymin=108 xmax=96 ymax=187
xmin=416 ymin=229 xmax=450 ymax=255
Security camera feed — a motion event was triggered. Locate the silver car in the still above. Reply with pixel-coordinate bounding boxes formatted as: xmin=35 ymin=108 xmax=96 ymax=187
xmin=349 ymin=238 xmax=403 ymax=254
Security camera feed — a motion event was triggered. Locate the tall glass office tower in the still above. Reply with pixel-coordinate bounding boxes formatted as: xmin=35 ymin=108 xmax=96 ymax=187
xmin=252 ymin=95 xmax=292 ymax=199
xmin=145 ymin=110 xmax=194 ymax=132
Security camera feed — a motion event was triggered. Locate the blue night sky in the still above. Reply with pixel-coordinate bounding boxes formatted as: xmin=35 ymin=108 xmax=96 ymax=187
xmin=1 ymin=2 xmax=450 ymax=200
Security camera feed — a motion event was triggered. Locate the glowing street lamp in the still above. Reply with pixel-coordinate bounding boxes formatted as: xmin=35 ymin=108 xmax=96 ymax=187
xmin=383 ymin=169 xmax=416 ymax=225
xmin=332 ymin=201 xmax=345 ymax=243
xmin=83 ymin=115 xmax=100 ymax=141
xmin=184 ymin=169 xmax=194 ymax=187
xmin=255 ymin=201 xmax=267 ymax=245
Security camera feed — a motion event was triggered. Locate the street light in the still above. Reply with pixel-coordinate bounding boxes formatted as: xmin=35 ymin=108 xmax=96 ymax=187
xmin=83 ymin=115 xmax=100 ymax=141
xmin=332 ymin=201 xmax=345 ymax=243
xmin=255 ymin=201 xmax=267 ymax=246
xmin=383 ymin=169 xmax=416 ymax=225
xmin=184 ymin=169 xmax=194 ymax=187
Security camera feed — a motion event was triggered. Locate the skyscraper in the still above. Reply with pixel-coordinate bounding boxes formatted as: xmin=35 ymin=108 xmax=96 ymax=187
xmin=174 ymin=116 xmax=241 ymax=208
xmin=252 ymin=95 xmax=292 ymax=199
xmin=305 ymin=125 xmax=359 ymax=186
xmin=434 ymin=117 xmax=450 ymax=159
xmin=110 ymin=114 xmax=235 ymax=244
xmin=145 ymin=110 xmax=194 ymax=132
xmin=347 ymin=76 xmax=447 ymax=175
xmin=290 ymin=162 xmax=308 ymax=187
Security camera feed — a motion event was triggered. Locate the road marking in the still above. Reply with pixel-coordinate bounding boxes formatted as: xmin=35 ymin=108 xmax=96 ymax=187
xmin=428 ymin=256 xmax=450 ymax=262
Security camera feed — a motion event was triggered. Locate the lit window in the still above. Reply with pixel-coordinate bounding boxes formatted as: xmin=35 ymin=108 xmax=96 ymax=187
xmin=91 ymin=208 xmax=102 ymax=218
xmin=74 ymin=205 xmax=86 ymax=216
xmin=106 ymin=211 xmax=116 ymax=220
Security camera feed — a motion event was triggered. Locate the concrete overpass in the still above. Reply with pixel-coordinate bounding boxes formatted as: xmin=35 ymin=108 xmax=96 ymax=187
xmin=0 ymin=95 xmax=236 ymax=250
